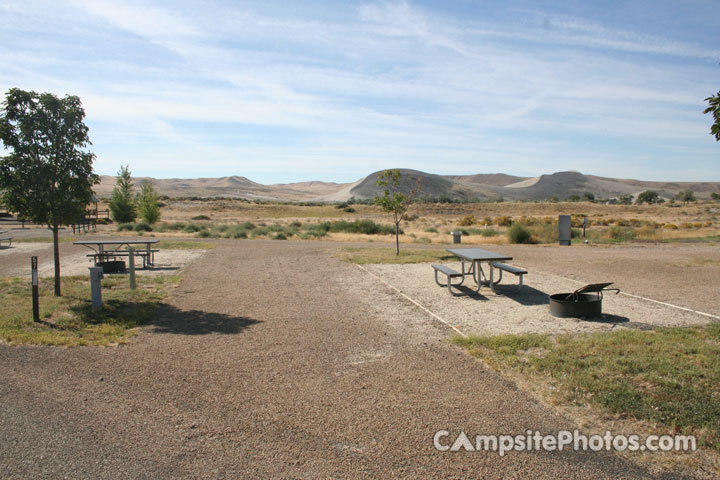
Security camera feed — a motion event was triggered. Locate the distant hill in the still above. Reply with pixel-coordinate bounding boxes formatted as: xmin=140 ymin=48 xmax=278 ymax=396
xmin=94 ymin=170 xmax=720 ymax=203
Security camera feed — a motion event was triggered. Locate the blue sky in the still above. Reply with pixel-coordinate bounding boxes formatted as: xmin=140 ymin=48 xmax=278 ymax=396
xmin=1 ymin=0 xmax=718 ymax=183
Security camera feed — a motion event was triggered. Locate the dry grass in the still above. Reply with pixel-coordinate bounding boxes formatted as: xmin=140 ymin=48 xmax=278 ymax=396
xmin=0 ymin=275 xmax=180 ymax=346
xmin=91 ymin=199 xmax=720 ymax=246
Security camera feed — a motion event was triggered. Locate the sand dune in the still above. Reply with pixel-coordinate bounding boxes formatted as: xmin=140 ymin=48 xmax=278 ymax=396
xmin=94 ymin=170 xmax=720 ymax=203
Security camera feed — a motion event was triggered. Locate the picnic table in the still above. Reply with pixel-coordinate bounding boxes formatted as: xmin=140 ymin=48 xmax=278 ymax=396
xmin=73 ymin=239 xmax=159 ymax=269
xmin=446 ymin=248 xmax=513 ymax=293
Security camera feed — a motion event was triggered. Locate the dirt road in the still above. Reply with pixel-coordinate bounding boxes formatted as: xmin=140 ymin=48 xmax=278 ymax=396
xmin=0 ymin=240 xmax=691 ymax=478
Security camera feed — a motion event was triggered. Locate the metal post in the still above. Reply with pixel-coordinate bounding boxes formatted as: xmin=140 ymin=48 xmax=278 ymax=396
xmin=31 ymin=256 xmax=39 ymax=322
xmin=129 ymin=247 xmax=136 ymax=290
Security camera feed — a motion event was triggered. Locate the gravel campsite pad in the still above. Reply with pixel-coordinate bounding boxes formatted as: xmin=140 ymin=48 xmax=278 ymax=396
xmin=363 ymin=262 xmax=714 ymax=336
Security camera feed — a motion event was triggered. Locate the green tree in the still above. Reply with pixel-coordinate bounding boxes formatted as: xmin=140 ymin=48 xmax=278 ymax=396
xmin=0 ymin=88 xmax=98 ymax=296
xmin=617 ymin=194 xmax=634 ymax=205
xmin=109 ymin=165 xmax=136 ymax=223
xmin=582 ymin=192 xmax=595 ymax=202
xmin=373 ymin=169 xmax=419 ymax=256
xmin=704 ymin=90 xmax=720 ymax=141
xmin=636 ymin=190 xmax=660 ymax=204
xmin=137 ymin=180 xmax=161 ymax=224
xmin=675 ymin=189 xmax=696 ymax=204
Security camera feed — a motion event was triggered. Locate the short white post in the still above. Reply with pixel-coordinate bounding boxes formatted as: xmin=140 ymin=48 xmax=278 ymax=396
xmin=129 ymin=247 xmax=136 ymax=290
xmin=89 ymin=267 xmax=104 ymax=309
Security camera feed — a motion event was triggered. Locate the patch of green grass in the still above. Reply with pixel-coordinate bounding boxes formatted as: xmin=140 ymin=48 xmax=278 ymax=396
xmin=155 ymin=240 xmax=215 ymax=250
xmin=454 ymin=325 xmax=720 ymax=449
xmin=0 ymin=275 xmax=180 ymax=346
xmin=338 ymin=247 xmax=455 ymax=264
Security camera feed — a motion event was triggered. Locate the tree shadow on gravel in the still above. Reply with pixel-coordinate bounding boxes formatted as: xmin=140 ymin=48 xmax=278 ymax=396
xmin=148 ymin=305 xmax=261 ymax=335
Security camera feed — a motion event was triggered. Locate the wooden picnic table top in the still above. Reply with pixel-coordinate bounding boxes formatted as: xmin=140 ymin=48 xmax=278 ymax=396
xmin=446 ymin=247 xmax=512 ymax=262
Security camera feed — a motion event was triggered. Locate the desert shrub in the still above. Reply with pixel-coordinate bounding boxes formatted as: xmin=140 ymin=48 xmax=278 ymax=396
xmin=518 ymin=216 xmax=541 ymax=226
xmin=481 ymin=228 xmax=500 ymax=237
xmin=304 ymin=222 xmax=331 ymax=235
xmin=183 ymin=223 xmax=203 ymax=233
xmin=134 ymin=222 xmax=152 ymax=232
xmin=289 ymin=221 xmax=302 ymax=228
xmin=424 ymin=227 xmax=439 ymax=233
xmin=414 ymin=237 xmax=432 ymax=244
xmin=570 ymin=228 xmax=581 ymax=238
xmin=481 ymin=217 xmax=493 ymax=225
xmin=494 ymin=215 xmax=513 ymax=227
xmin=232 ymin=230 xmax=248 ymax=239
xmin=272 ymin=233 xmax=287 ymax=240
xmin=570 ymin=216 xmax=585 ymax=228
xmin=161 ymin=222 xmax=186 ymax=231
xmin=196 ymin=230 xmax=211 ymax=238
xmin=664 ymin=223 xmax=678 ymax=230
xmin=530 ymin=224 xmax=557 ymax=243
xmin=240 ymin=221 xmax=256 ymax=230
xmin=508 ymin=224 xmax=532 ymax=244
xmin=609 ymin=226 xmax=636 ymax=241
xmin=302 ymin=230 xmax=327 ymax=238
xmin=335 ymin=202 xmax=349 ymax=209
xmin=329 ymin=219 xmax=397 ymax=235
xmin=343 ymin=207 xmax=356 ymax=213
xmin=215 ymin=224 xmax=229 ymax=233
xmin=192 ymin=215 xmax=211 ymax=220
xmin=636 ymin=225 xmax=661 ymax=240
xmin=458 ymin=214 xmax=476 ymax=226
xmin=117 ymin=223 xmax=134 ymax=232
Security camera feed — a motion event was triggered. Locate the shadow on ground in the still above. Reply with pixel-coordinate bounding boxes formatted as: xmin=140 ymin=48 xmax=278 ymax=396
xmin=498 ymin=285 xmax=549 ymax=305
xmin=149 ymin=305 xmax=261 ymax=335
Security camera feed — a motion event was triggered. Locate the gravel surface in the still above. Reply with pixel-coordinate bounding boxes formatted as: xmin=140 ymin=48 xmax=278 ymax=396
xmin=364 ymin=263 xmax=714 ymax=336
xmin=0 ymin=239 xmax=707 ymax=478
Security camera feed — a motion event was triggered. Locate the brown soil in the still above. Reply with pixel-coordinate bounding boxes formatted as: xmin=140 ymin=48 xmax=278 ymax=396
xmin=0 ymin=238 xmax=713 ymax=478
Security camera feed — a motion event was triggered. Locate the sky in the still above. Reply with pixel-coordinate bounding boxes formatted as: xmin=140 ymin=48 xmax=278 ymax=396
xmin=1 ymin=0 xmax=719 ymax=183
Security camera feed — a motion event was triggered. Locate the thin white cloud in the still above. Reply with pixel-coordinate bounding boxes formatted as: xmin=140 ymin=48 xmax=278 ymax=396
xmin=1 ymin=0 xmax=717 ymax=182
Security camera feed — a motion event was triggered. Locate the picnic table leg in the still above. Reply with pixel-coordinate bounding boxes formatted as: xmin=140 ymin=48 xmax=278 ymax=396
xmin=146 ymin=244 xmax=152 ymax=266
